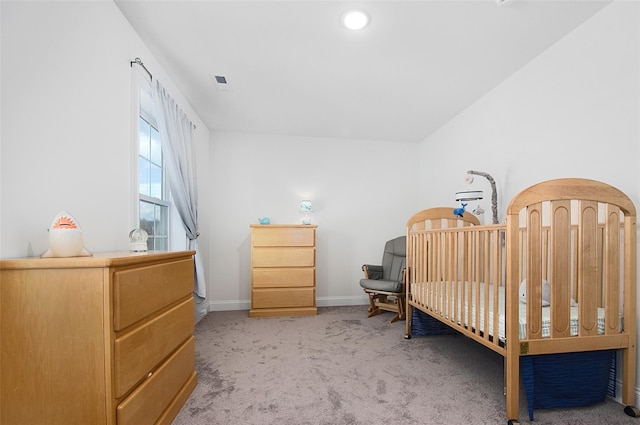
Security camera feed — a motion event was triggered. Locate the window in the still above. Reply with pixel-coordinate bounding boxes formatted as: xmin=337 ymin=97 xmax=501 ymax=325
xmin=137 ymin=86 xmax=170 ymax=251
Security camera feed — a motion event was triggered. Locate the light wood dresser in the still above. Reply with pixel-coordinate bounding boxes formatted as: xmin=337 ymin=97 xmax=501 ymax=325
xmin=249 ymin=224 xmax=317 ymax=317
xmin=0 ymin=250 xmax=198 ymax=425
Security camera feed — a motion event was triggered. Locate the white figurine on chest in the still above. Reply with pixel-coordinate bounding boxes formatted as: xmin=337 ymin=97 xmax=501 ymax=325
xmin=41 ymin=211 xmax=92 ymax=258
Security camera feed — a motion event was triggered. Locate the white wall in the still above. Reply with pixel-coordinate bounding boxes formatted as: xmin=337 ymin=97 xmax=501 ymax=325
xmin=208 ymin=131 xmax=420 ymax=310
xmin=419 ymin=0 xmax=638 ymax=215
xmin=418 ymin=0 xmax=639 ymax=404
xmin=0 ymin=0 xmax=210 ymax=287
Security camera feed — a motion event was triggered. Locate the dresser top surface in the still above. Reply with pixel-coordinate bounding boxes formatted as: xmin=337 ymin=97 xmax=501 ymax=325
xmin=250 ymin=224 xmax=317 ymax=228
xmin=0 ymin=250 xmax=196 ymax=270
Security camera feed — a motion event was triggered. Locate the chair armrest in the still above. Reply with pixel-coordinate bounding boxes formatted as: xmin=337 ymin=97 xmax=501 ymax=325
xmin=362 ymin=264 xmax=383 ymax=280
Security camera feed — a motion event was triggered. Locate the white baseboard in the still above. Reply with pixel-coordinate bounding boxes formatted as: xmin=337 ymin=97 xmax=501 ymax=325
xmin=207 ymin=295 xmax=369 ymax=312
xmin=208 ymin=299 xmax=250 ymax=311
xmin=317 ymin=295 xmax=369 ymax=307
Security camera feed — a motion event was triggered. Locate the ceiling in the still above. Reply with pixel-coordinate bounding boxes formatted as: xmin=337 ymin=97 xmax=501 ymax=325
xmin=115 ymin=0 xmax=612 ymax=143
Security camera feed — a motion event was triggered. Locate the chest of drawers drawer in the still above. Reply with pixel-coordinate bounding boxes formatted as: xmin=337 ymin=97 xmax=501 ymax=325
xmin=113 ymin=258 xmax=194 ymax=331
xmin=114 ymin=297 xmax=194 ymax=398
xmin=116 ymin=336 xmax=196 ymax=425
xmin=252 ymin=247 xmax=315 ymax=268
xmin=252 ymin=287 xmax=315 ymax=309
xmin=252 ymin=268 xmax=315 ymax=288
xmin=251 ymin=226 xmax=315 ymax=247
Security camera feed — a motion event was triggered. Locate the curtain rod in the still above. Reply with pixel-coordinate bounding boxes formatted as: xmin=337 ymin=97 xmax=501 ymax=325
xmin=130 ymin=57 xmax=152 ymax=81
xmin=130 ymin=57 xmax=197 ymax=130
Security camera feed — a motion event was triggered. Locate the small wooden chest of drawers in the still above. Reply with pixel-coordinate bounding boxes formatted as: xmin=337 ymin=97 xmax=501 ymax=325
xmin=250 ymin=224 xmax=317 ymax=317
xmin=0 ymin=251 xmax=198 ymax=425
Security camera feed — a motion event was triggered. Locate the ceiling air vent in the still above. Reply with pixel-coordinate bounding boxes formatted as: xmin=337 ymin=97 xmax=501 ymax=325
xmin=211 ymin=73 xmax=233 ymax=91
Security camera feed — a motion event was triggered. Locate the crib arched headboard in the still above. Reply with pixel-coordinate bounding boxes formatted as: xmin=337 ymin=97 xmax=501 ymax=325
xmin=504 ymin=177 xmax=637 ymax=421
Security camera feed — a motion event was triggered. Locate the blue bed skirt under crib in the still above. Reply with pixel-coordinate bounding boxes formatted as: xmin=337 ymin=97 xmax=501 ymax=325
xmin=520 ymin=349 xmax=615 ymax=420
xmin=410 ymin=308 xmax=616 ymax=421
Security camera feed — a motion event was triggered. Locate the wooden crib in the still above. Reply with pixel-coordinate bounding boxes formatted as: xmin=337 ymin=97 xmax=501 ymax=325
xmin=404 ymin=178 xmax=638 ymax=424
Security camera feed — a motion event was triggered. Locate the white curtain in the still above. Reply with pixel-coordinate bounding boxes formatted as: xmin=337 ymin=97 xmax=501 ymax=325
xmin=152 ymin=79 xmax=206 ymax=298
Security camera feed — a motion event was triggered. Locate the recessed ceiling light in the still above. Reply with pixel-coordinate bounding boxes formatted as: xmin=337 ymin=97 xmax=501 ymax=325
xmin=341 ymin=10 xmax=369 ymax=31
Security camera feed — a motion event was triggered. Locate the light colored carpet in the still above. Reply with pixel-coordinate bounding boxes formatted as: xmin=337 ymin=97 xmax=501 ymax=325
xmin=172 ymin=306 xmax=638 ymax=425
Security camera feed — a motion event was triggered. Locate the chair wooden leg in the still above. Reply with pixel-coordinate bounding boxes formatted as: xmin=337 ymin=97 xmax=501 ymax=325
xmin=367 ymin=292 xmax=381 ymax=317
xmin=389 ymin=296 xmax=406 ymax=323
xmin=398 ymin=296 xmax=406 ymax=320
xmin=367 ymin=291 xmax=375 ymax=313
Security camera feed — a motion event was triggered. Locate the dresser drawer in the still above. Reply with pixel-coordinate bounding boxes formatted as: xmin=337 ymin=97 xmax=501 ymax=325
xmin=117 ymin=336 xmax=195 ymax=425
xmin=113 ymin=258 xmax=194 ymax=331
xmin=252 ymin=287 xmax=315 ymax=309
xmin=114 ymin=297 xmax=194 ymax=398
xmin=253 ymin=268 xmax=315 ymax=288
xmin=252 ymin=247 xmax=315 ymax=267
xmin=252 ymin=227 xmax=315 ymax=247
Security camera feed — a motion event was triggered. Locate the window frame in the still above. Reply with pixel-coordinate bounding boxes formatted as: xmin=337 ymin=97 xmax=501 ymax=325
xmin=131 ymin=69 xmax=171 ymax=251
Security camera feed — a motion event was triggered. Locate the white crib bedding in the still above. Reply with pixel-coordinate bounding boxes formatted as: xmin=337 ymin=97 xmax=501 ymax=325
xmin=410 ymin=282 xmax=607 ymax=341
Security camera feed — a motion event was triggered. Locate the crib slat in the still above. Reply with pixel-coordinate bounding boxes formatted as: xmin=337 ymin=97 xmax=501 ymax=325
xmin=493 ymin=230 xmax=501 ymax=342
xmin=427 ymin=231 xmax=431 ymax=308
xmin=578 ymin=201 xmax=599 ymax=336
xmin=526 ymin=202 xmax=543 ymax=339
xmin=434 ymin=231 xmax=440 ymax=312
xmin=467 ymin=231 xmax=474 ymax=332
xmin=437 ymin=231 xmax=440 ymax=314
xmin=453 ymin=231 xmax=460 ymax=326
xmin=474 ymin=231 xmax=480 ymax=337
xmin=420 ymin=233 xmax=424 ymax=301
xmin=550 ymin=200 xmax=571 ymax=338
xmin=605 ymin=204 xmax=621 ymax=334
xmin=597 ymin=224 xmax=604 ymax=308
xmin=483 ymin=230 xmax=490 ymax=342
xmin=447 ymin=230 xmax=454 ymax=323
xmin=572 ymin=228 xmax=579 ymax=310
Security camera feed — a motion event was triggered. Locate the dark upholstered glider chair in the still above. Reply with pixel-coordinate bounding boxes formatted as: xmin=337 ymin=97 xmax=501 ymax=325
xmin=359 ymin=236 xmax=406 ymax=323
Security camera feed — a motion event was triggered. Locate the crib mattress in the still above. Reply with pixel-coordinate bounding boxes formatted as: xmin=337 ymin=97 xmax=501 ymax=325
xmin=410 ymin=282 xmax=608 ymax=341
